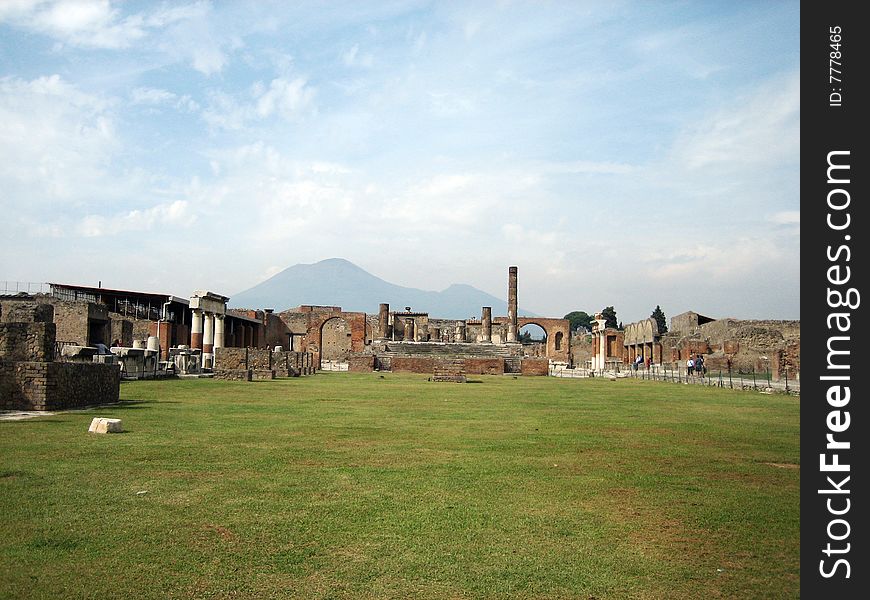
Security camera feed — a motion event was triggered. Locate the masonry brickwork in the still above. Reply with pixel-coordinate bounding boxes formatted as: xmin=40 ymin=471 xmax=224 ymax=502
xmin=521 ymin=358 xmax=549 ymax=376
xmin=0 ymin=300 xmax=119 ymax=411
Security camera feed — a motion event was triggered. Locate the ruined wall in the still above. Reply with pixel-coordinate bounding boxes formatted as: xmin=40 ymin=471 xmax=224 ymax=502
xmin=391 ymin=357 xmax=436 ymax=374
xmin=521 ymin=358 xmax=549 ymax=376
xmin=570 ymin=333 xmax=593 ymax=366
xmin=0 ymin=301 xmax=118 ymax=410
xmin=1 ymin=361 xmax=120 ymax=411
xmin=348 ymin=354 xmax=375 ymax=373
xmin=660 ymin=317 xmax=800 ymax=380
xmin=0 ymin=322 xmax=55 ymax=362
xmin=464 ymin=358 xmax=504 ymax=375
xmin=321 ymin=317 xmax=353 ymax=361
xmin=273 ymin=306 xmax=367 ymax=367
xmin=214 ymin=347 xmax=314 ymax=377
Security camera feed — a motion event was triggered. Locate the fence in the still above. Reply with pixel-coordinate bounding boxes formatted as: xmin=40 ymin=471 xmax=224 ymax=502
xmin=551 ymin=362 xmax=798 ymax=393
xmin=0 ymin=281 xmax=49 ymax=295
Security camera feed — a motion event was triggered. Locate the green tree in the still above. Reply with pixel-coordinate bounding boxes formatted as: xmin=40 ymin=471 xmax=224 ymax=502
xmin=651 ymin=305 xmax=668 ymax=334
xmin=563 ymin=311 xmax=593 ymax=332
xmin=601 ymin=306 xmax=618 ymax=330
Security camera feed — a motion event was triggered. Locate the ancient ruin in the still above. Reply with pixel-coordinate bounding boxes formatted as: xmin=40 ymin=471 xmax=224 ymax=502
xmin=0 ymin=299 xmax=120 ymax=410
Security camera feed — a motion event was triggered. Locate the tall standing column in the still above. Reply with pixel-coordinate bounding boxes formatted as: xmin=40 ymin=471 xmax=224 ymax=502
xmin=191 ymin=308 xmax=203 ymax=350
xmin=214 ymin=315 xmax=225 ymax=350
xmin=507 ymin=266 xmax=518 ymax=342
xmin=481 ymin=307 xmax=492 ymax=342
xmin=203 ymin=312 xmax=215 ymax=355
xmin=378 ymin=303 xmax=390 ymax=339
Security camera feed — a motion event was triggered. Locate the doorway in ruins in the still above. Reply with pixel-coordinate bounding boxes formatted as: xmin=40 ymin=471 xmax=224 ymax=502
xmin=320 ymin=317 xmax=352 ymax=361
xmin=519 ymin=323 xmax=547 ymax=357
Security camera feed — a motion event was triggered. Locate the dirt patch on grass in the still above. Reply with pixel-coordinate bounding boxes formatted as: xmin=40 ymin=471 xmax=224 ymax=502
xmin=764 ymin=462 xmax=799 ymax=469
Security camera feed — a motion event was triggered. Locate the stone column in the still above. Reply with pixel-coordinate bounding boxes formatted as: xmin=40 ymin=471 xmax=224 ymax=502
xmin=405 ymin=319 xmax=415 ymax=342
xmin=455 ymin=323 xmax=466 ymax=343
xmin=507 ymin=266 xmax=518 ymax=342
xmin=244 ymin=325 xmax=253 ymax=348
xmin=378 ymin=303 xmax=389 ymax=339
xmin=191 ymin=308 xmax=203 ymax=350
xmin=214 ymin=315 xmax=225 ymax=350
xmin=481 ymin=306 xmax=492 ymax=343
xmin=203 ymin=312 xmax=214 ymax=355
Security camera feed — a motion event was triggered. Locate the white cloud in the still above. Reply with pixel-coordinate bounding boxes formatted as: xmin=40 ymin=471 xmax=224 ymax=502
xmin=203 ymin=77 xmax=315 ymax=130
xmin=76 ymin=200 xmax=191 ymax=237
xmin=0 ymin=74 xmax=117 ymax=203
xmin=671 ymin=70 xmax=800 ymax=170
xmin=0 ymin=0 xmax=146 ymax=49
xmin=130 ymin=87 xmax=199 ymax=112
xmin=342 ymin=43 xmax=373 ymax=68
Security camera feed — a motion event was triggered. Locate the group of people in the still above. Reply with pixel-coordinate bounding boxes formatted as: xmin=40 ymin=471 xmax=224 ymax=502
xmin=686 ymin=354 xmax=706 ymax=376
xmin=632 ymin=354 xmax=651 ymax=370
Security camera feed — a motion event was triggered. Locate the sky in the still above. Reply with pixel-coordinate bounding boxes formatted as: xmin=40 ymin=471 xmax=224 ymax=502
xmin=0 ymin=0 xmax=800 ymax=323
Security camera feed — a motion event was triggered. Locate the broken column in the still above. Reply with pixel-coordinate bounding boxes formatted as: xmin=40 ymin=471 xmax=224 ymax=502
xmin=481 ymin=306 xmax=492 ymax=343
xmin=455 ymin=323 xmax=467 ymax=343
xmin=507 ymin=266 xmax=518 ymax=342
xmin=378 ymin=303 xmax=389 ymax=339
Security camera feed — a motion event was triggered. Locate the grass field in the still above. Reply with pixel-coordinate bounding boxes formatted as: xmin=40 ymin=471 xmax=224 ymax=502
xmin=0 ymin=373 xmax=799 ymax=599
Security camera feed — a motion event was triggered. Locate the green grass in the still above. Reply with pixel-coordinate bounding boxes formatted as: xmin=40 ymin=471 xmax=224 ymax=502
xmin=0 ymin=374 xmax=799 ymax=599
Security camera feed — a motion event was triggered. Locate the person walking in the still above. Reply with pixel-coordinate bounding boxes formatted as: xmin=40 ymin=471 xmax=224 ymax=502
xmin=686 ymin=356 xmax=695 ymax=377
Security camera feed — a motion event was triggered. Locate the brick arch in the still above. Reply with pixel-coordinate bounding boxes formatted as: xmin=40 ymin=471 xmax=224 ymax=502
xmin=517 ymin=317 xmax=571 ymax=362
xmin=301 ymin=310 xmax=367 ymax=368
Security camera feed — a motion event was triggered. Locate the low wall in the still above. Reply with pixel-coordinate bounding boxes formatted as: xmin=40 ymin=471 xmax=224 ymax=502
xmin=391 ymin=357 xmax=435 ymax=374
xmin=214 ymin=347 xmax=314 ymax=376
xmin=465 ymin=358 xmax=504 ymax=375
xmin=1 ymin=360 xmax=119 ymax=411
xmin=521 ymin=358 xmax=549 ymax=376
xmin=348 ymin=355 xmax=375 ymax=373
xmin=213 ymin=369 xmax=252 ymax=381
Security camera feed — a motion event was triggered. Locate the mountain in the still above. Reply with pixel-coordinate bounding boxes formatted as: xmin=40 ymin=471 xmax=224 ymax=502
xmin=229 ymin=258 xmax=535 ymax=319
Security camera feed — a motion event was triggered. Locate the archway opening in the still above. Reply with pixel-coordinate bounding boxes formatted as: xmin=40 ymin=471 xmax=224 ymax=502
xmin=519 ymin=323 xmax=547 ymax=343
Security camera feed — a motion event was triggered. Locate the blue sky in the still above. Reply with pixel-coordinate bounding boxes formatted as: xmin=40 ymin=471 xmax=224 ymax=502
xmin=0 ymin=1 xmax=799 ymax=322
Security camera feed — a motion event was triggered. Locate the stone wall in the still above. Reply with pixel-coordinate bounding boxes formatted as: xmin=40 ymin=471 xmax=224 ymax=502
xmin=213 ymin=369 xmax=252 ymax=381
xmin=214 ymin=347 xmax=314 ymax=377
xmin=0 ymin=360 xmax=119 ymax=411
xmin=0 ymin=322 xmax=55 ymax=362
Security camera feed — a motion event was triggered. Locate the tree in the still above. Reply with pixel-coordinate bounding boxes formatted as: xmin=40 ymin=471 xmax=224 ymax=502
xmin=651 ymin=305 xmax=668 ymax=334
xmin=563 ymin=311 xmax=593 ymax=332
xmin=601 ymin=306 xmax=618 ymax=330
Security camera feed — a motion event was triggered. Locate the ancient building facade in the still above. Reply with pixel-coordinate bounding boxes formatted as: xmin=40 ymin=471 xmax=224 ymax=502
xmin=265 ymin=305 xmax=367 ymax=367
